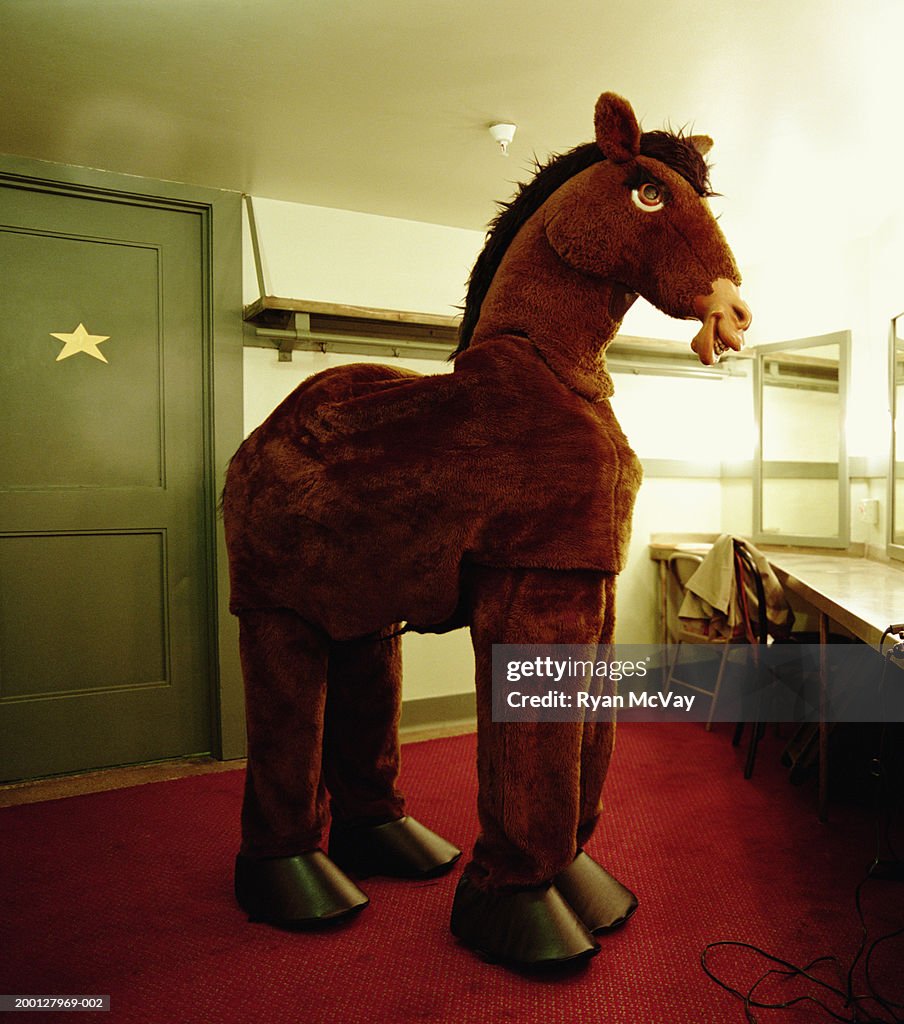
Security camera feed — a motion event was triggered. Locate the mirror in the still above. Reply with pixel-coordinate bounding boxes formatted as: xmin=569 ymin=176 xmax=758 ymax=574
xmin=753 ymin=331 xmax=850 ymax=547
xmin=888 ymin=314 xmax=904 ymax=558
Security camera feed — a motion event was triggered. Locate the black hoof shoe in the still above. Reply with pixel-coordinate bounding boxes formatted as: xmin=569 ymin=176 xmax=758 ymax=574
xmin=329 ymin=815 xmax=461 ymax=879
xmin=554 ymin=851 xmax=638 ymax=934
xmin=235 ymin=850 xmax=368 ymax=927
xmin=450 ymin=874 xmax=599 ymax=968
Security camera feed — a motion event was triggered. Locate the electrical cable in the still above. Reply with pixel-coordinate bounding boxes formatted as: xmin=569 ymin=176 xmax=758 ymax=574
xmin=701 ymin=633 xmax=904 ymax=1023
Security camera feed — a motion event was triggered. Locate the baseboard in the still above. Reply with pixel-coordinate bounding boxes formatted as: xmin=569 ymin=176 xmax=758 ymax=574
xmin=400 ymin=691 xmax=476 ymax=736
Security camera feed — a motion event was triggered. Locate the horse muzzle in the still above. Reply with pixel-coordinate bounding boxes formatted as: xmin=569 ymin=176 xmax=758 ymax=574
xmin=690 ymin=278 xmax=752 ymax=366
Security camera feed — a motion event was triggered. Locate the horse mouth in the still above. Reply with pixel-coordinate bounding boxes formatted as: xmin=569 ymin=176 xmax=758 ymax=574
xmin=690 ymin=311 xmax=745 ymax=366
xmin=690 ymin=279 xmax=752 ymax=366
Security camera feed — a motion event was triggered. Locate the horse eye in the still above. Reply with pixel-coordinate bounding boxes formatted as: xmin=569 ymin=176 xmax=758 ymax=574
xmin=631 ymin=182 xmax=665 ymax=212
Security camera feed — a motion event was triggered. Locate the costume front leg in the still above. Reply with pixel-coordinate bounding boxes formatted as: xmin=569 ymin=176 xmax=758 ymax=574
xmin=467 ymin=565 xmax=611 ymax=888
xmin=450 ymin=565 xmax=636 ymax=966
xmin=577 ymin=573 xmax=617 ymax=849
xmin=561 ymin=573 xmax=639 ymax=936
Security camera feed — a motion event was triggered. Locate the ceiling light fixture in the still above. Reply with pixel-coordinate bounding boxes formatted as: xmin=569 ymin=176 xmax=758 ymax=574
xmin=488 ymin=122 xmax=517 ymax=156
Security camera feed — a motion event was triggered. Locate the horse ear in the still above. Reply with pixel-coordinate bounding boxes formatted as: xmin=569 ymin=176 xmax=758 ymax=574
xmin=688 ymin=134 xmax=713 ymax=157
xmin=594 ymin=92 xmax=641 ymax=163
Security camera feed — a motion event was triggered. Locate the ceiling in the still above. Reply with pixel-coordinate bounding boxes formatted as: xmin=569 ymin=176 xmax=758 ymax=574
xmin=2 ymin=0 xmax=903 ymax=266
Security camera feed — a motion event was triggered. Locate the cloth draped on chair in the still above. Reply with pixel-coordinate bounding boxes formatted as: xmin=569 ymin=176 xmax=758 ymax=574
xmin=677 ymin=534 xmax=794 ymax=641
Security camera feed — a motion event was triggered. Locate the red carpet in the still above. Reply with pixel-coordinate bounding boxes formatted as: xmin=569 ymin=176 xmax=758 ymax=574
xmin=1 ymin=723 xmax=901 ymax=1024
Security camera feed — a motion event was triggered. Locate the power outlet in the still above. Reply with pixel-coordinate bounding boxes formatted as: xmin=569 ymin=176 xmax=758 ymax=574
xmin=858 ymin=498 xmax=880 ymax=525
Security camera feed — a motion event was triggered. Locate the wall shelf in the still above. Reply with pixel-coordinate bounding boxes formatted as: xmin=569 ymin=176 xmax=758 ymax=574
xmin=243 ymin=296 xmax=751 ymax=378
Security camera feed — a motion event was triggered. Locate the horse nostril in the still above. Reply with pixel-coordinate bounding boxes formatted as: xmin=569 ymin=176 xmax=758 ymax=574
xmin=733 ymin=302 xmax=752 ymax=330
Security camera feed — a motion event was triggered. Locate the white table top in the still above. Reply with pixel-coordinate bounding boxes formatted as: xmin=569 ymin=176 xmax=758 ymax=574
xmin=764 ymin=552 xmax=904 ymax=650
xmin=648 ymin=537 xmax=904 ymax=649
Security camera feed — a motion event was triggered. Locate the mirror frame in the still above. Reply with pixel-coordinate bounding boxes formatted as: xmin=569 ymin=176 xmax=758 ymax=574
xmin=753 ymin=330 xmax=850 ymax=549
xmin=887 ymin=313 xmax=904 ymax=561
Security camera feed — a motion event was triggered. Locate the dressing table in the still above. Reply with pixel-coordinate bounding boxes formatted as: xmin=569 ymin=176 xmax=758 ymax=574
xmin=650 ymin=537 xmax=904 ymax=820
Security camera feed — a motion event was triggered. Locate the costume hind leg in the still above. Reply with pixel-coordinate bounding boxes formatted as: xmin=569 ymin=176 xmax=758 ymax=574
xmin=234 ymin=608 xmax=459 ymax=926
xmin=323 ymin=629 xmax=460 ymax=878
xmin=323 ymin=627 xmax=406 ymax=828
xmin=238 ymin=608 xmax=331 ymax=860
xmin=450 ymin=566 xmax=636 ymax=964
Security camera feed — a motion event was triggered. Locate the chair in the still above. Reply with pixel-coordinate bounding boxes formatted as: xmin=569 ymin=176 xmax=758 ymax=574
xmin=730 ymin=542 xmax=770 ymax=778
xmin=663 ymin=551 xmax=733 ymax=732
xmin=664 ymin=540 xmax=773 ymax=776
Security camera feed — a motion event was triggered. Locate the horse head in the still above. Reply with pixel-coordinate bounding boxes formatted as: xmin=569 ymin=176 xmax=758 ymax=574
xmin=543 ymin=92 xmax=751 ymax=366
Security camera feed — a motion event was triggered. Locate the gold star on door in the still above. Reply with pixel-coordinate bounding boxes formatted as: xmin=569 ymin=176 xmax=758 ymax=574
xmin=50 ymin=323 xmax=111 ymax=363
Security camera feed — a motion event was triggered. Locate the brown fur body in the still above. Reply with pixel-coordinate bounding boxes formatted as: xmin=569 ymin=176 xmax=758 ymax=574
xmin=225 ymin=338 xmax=641 ymax=639
xmin=223 ymin=91 xmax=750 ymax=892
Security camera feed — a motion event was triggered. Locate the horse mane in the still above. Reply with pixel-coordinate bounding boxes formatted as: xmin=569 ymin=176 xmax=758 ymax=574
xmin=453 ymin=129 xmax=714 ymax=357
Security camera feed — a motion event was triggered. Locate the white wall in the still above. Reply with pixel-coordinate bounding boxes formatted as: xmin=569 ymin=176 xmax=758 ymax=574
xmin=244 ymin=197 xmax=482 ymax=316
xmin=740 ymin=233 xmax=879 ymax=461
xmin=740 ymin=219 xmax=891 ymax=555
xmin=860 ymin=212 xmax=904 ymax=557
xmin=609 ymin=371 xmax=753 ymax=643
xmin=610 ymin=373 xmax=752 ymax=464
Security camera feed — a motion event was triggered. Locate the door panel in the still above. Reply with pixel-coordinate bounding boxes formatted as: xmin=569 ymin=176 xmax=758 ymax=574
xmin=2 ymin=227 xmax=163 ymax=489
xmin=0 ymin=181 xmax=213 ymax=781
xmin=0 ymin=531 xmax=167 ymax=698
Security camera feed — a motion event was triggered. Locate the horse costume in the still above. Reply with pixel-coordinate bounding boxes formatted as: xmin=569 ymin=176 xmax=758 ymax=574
xmin=223 ymin=91 xmax=751 ymax=968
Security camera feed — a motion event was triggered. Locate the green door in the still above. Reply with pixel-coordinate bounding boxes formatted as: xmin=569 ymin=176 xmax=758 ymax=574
xmin=0 ymin=177 xmax=217 ymax=781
